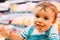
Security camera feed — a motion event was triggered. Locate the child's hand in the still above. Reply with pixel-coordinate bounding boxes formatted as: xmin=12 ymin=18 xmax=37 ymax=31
xmin=0 ymin=27 xmax=9 ymax=38
xmin=9 ymin=30 xmax=21 ymax=40
xmin=0 ymin=26 xmax=24 ymax=40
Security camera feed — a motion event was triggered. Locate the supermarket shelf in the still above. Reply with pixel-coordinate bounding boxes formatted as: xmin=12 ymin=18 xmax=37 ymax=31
xmin=0 ymin=23 xmax=27 ymax=28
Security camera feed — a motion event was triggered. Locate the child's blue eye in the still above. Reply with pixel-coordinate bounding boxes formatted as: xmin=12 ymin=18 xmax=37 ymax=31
xmin=44 ymin=17 xmax=48 ymax=20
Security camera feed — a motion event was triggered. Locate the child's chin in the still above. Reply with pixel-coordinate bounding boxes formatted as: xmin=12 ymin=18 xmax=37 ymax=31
xmin=38 ymin=29 xmax=46 ymax=32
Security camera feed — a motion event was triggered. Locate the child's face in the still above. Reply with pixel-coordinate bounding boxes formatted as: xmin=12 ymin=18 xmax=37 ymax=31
xmin=34 ymin=7 xmax=55 ymax=32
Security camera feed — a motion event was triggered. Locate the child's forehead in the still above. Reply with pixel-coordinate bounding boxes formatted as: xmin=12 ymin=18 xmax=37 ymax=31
xmin=34 ymin=7 xmax=55 ymax=17
xmin=35 ymin=7 xmax=54 ymax=14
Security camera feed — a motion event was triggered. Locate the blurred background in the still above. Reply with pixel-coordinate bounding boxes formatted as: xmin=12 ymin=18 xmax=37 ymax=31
xmin=0 ymin=0 xmax=60 ymax=40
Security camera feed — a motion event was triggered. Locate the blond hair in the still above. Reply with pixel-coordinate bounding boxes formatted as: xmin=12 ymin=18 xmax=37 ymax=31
xmin=35 ymin=1 xmax=58 ymax=21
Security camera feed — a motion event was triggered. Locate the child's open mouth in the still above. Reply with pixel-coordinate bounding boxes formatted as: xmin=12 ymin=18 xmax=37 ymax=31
xmin=36 ymin=24 xmax=44 ymax=30
xmin=37 ymin=23 xmax=44 ymax=27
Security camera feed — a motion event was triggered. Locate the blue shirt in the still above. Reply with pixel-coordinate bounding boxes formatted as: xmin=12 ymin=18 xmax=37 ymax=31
xmin=20 ymin=24 xmax=59 ymax=40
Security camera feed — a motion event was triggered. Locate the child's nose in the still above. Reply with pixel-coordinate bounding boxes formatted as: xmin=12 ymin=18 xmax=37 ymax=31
xmin=38 ymin=18 xmax=43 ymax=21
xmin=37 ymin=18 xmax=43 ymax=23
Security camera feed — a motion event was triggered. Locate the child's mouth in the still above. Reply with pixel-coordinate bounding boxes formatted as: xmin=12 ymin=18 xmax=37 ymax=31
xmin=37 ymin=24 xmax=44 ymax=27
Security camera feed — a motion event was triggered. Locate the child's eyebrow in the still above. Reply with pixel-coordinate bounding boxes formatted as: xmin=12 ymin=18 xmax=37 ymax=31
xmin=44 ymin=14 xmax=51 ymax=18
xmin=35 ymin=13 xmax=40 ymax=16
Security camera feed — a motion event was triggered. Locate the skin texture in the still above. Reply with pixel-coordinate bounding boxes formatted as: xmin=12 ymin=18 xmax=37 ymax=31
xmin=34 ymin=7 xmax=55 ymax=32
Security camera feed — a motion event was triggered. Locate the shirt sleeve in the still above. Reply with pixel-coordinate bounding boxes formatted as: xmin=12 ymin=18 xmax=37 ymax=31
xmin=49 ymin=23 xmax=59 ymax=40
xmin=20 ymin=25 xmax=31 ymax=39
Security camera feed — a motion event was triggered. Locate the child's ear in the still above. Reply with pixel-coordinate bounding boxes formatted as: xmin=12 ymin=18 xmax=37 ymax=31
xmin=52 ymin=20 xmax=56 ymax=24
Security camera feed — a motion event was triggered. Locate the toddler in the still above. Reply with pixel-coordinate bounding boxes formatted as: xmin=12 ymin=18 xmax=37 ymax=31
xmin=0 ymin=1 xmax=59 ymax=40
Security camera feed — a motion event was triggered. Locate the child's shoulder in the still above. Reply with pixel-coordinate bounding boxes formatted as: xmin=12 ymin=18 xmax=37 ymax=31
xmin=52 ymin=23 xmax=58 ymax=29
xmin=49 ymin=23 xmax=58 ymax=34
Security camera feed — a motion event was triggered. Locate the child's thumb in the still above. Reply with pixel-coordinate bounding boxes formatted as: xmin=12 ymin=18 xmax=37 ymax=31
xmin=10 ymin=30 xmax=13 ymax=34
xmin=2 ymin=27 xmax=5 ymax=30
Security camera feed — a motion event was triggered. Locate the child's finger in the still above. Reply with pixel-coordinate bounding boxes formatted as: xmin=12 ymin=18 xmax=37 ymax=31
xmin=0 ymin=24 xmax=4 ymax=28
xmin=0 ymin=27 xmax=9 ymax=37
xmin=1 ymin=27 xmax=6 ymax=31
xmin=10 ymin=30 xmax=14 ymax=34
xmin=0 ymin=27 xmax=6 ymax=33
xmin=9 ymin=30 xmax=14 ymax=37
